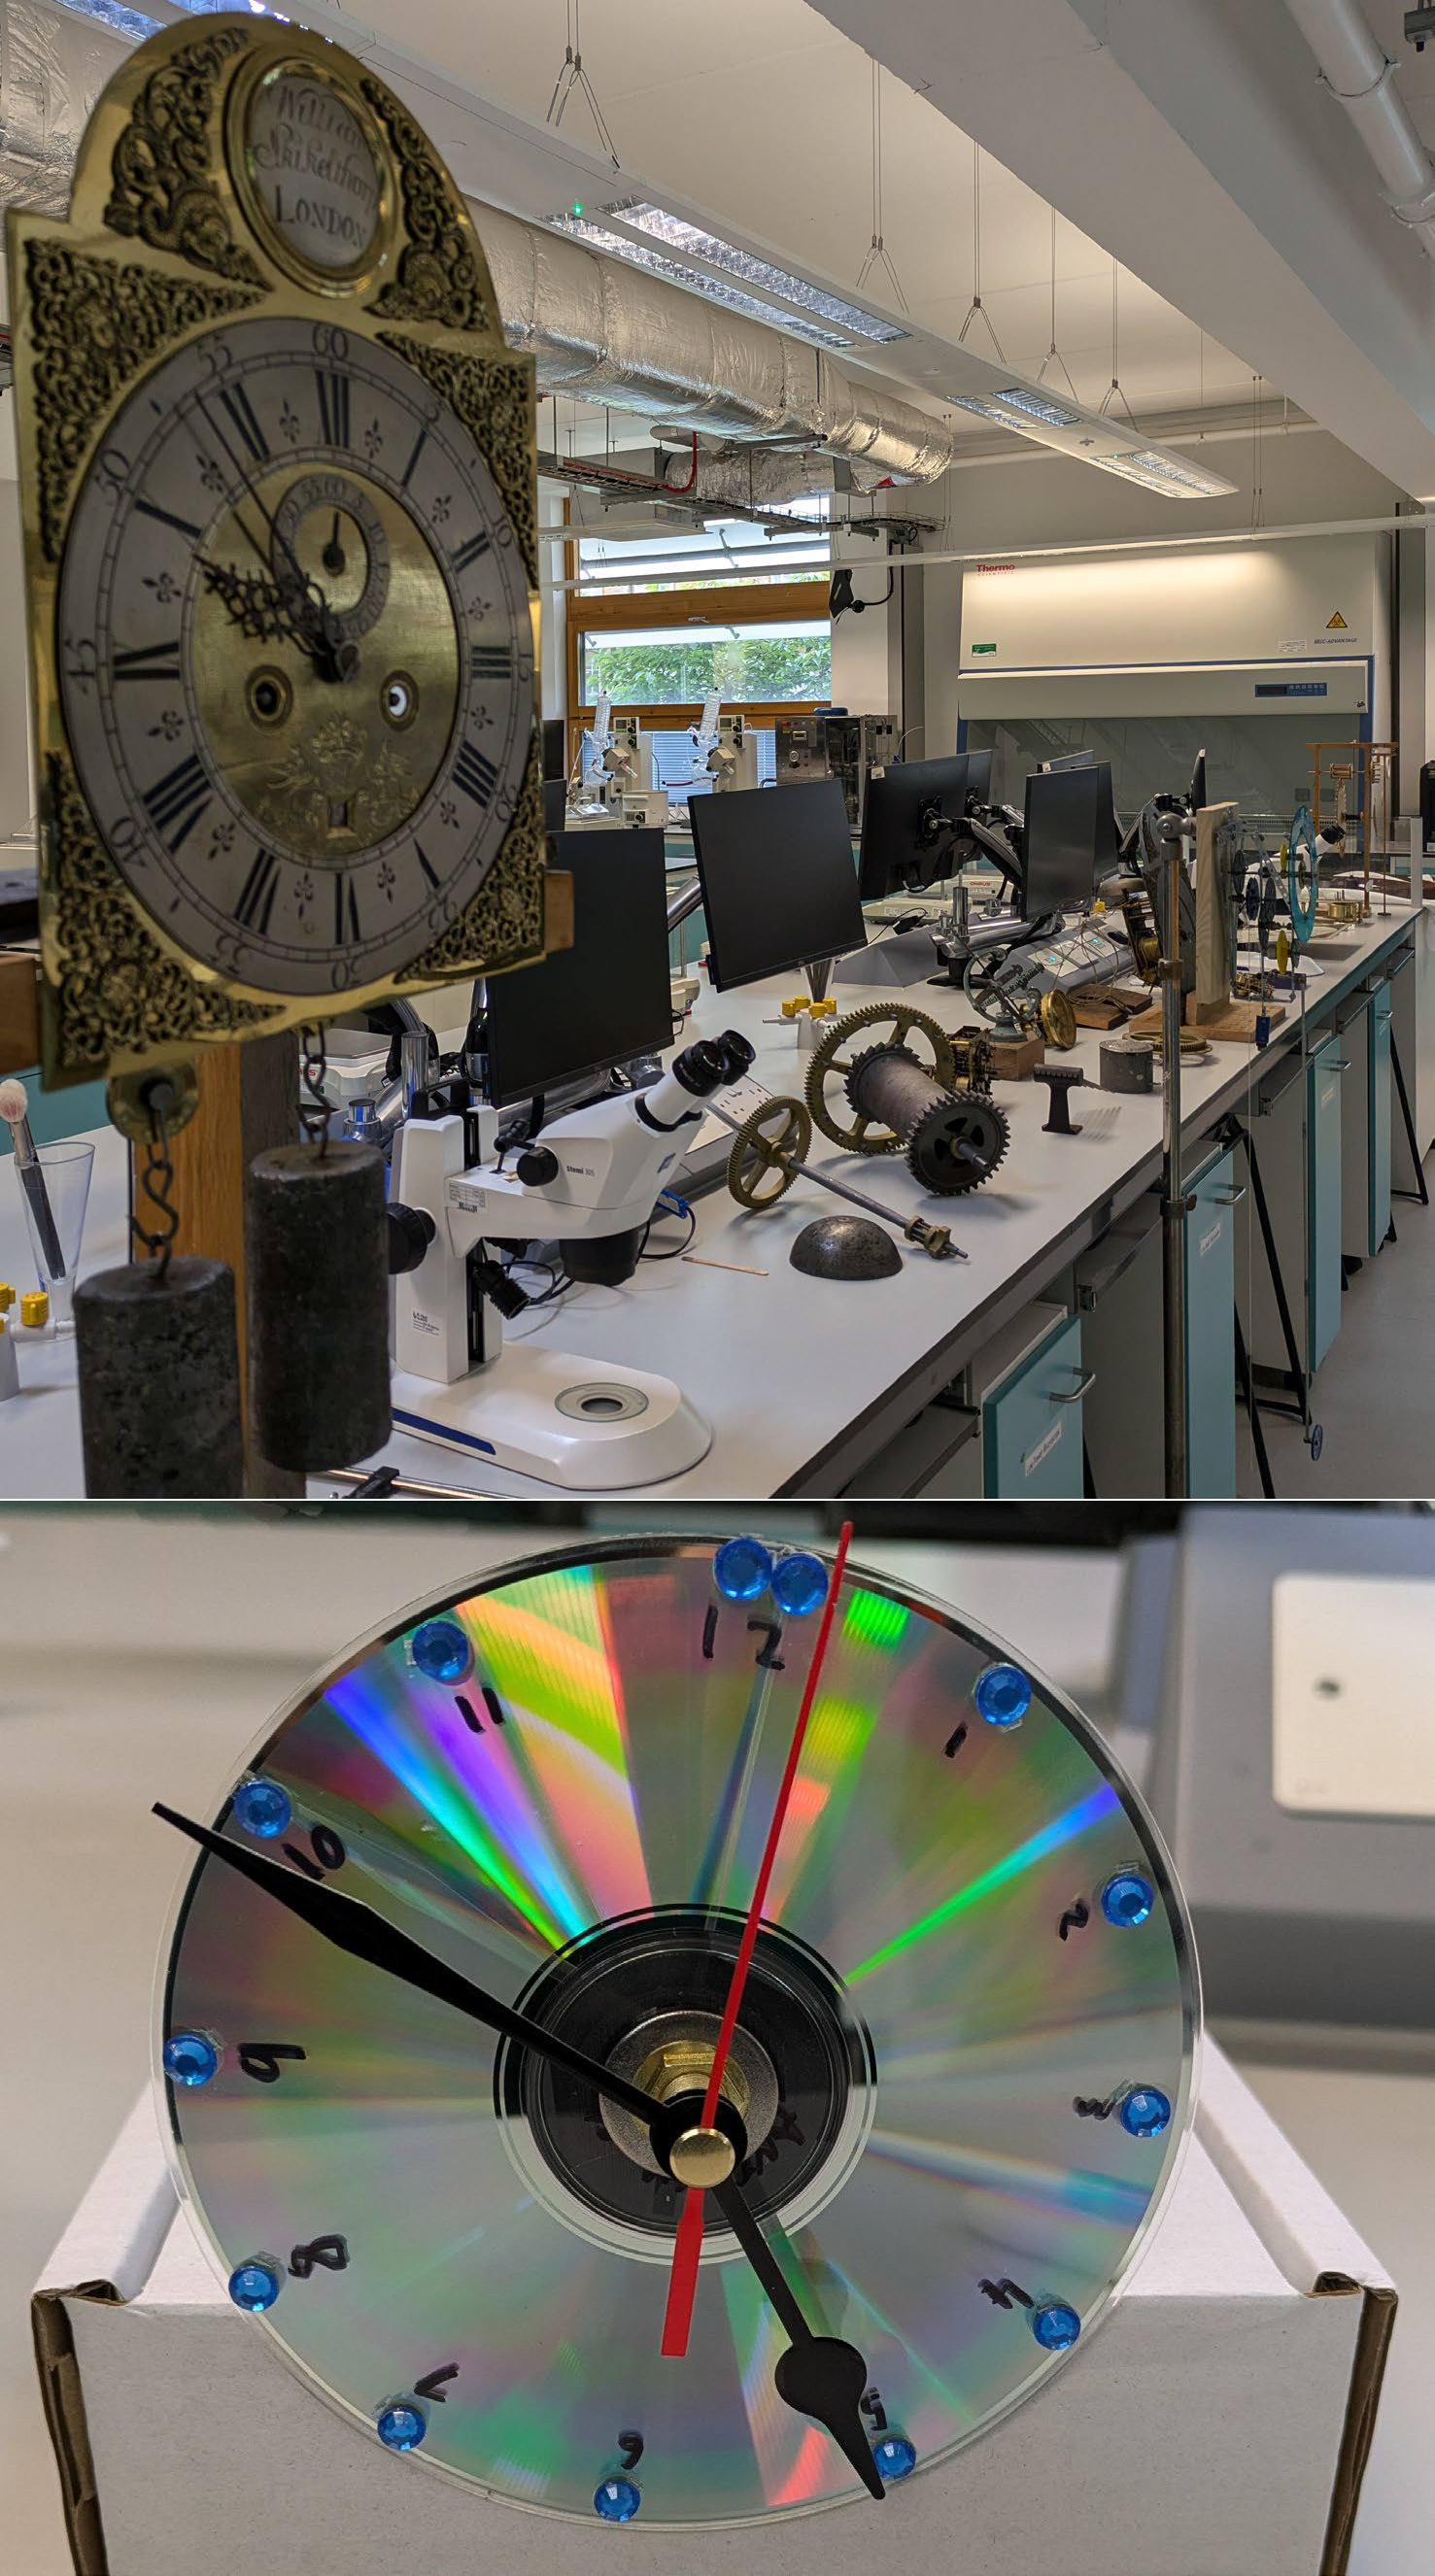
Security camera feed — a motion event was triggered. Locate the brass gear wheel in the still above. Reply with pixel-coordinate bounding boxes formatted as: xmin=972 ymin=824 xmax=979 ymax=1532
xmin=725 ymin=1095 xmax=812 ymax=1209
xmin=804 ymin=1001 xmax=955 ymax=1153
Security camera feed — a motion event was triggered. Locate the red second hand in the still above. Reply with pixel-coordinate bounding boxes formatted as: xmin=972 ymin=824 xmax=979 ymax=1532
xmin=661 ymin=1520 xmax=855 ymax=2360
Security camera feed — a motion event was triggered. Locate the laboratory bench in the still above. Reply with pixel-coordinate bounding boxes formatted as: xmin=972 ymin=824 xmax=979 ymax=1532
xmin=0 ymin=898 xmax=1423 ymax=1501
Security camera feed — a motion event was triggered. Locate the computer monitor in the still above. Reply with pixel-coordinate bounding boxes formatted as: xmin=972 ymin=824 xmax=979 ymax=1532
xmin=959 ymin=748 xmax=994 ymax=801
xmin=858 ymin=756 xmax=972 ymax=900
xmin=1022 ymin=762 xmax=1119 ymax=918
xmin=482 ymin=829 xmax=673 ymax=1107
xmin=542 ymin=718 xmax=567 ymax=781
xmin=689 ymin=778 xmax=866 ymax=990
xmin=1189 ymin=748 xmax=1209 ymax=811
xmin=541 ymin=778 xmax=567 ymax=836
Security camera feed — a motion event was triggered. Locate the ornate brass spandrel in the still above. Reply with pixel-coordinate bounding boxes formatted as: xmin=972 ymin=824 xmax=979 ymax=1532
xmin=103 ymin=21 xmax=266 ymax=287
xmin=23 ymin=238 xmax=259 ymax=564
xmin=362 ymin=79 xmax=486 ymax=334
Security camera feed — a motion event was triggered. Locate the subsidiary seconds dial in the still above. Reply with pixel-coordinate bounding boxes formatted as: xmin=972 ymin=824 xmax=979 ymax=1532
xmin=58 ymin=315 xmax=534 ymax=997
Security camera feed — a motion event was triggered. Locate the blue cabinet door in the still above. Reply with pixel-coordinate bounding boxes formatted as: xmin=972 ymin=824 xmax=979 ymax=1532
xmin=983 ymin=1313 xmax=1086 ymax=1498
xmin=1369 ymin=983 xmax=1393 ymax=1256
xmin=1184 ymin=1143 xmax=1239 ymax=1498
xmin=1308 ymin=1034 xmax=1344 ymax=1373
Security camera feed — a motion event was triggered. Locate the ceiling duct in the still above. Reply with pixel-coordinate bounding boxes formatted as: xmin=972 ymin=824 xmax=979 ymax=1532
xmin=0 ymin=0 xmax=959 ymax=483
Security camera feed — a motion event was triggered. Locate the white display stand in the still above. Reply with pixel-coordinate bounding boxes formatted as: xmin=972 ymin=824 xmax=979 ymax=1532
xmin=32 ymin=2046 xmax=1393 ymax=2576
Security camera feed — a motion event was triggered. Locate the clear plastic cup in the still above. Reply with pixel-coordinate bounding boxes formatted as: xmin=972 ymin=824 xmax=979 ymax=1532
xmin=14 ymin=1138 xmax=94 ymax=1333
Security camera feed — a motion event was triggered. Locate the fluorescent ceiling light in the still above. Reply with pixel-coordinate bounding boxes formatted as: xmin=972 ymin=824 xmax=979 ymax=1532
xmin=988 ymin=387 xmax=1078 ymax=427
xmin=551 ymin=215 xmax=856 ymax=351
xmin=1091 ymin=448 xmax=1238 ymax=498
xmin=610 ymin=204 xmax=909 ymax=346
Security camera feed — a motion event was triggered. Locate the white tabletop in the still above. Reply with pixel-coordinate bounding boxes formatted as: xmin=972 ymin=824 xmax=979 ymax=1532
xmin=0 ymin=901 xmax=1418 ymax=1499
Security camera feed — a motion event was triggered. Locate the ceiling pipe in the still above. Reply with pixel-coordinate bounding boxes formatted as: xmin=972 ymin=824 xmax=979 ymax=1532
xmin=1283 ymin=0 xmax=1435 ymax=251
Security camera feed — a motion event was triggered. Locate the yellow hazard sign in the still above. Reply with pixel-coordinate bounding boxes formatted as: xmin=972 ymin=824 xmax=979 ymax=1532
xmin=1326 ymin=610 xmax=1349 ymax=630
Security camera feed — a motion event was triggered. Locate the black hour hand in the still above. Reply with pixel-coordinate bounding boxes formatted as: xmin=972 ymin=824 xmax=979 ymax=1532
xmin=711 ymin=2177 xmax=884 ymax=2500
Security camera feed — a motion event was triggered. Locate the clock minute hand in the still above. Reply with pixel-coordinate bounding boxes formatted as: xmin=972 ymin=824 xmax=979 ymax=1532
xmin=151 ymin=1804 xmax=664 ymax=2131
xmin=711 ymin=2178 xmax=884 ymax=2501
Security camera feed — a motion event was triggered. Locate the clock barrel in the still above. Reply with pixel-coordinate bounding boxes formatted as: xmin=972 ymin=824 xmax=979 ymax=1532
xmin=246 ymin=1140 xmax=391 ymax=1473
xmin=74 ymin=1257 xmax=242 ymax=1496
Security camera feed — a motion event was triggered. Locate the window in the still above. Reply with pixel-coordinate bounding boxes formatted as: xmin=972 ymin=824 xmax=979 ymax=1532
xmin=580 ymin=619 xmax=831 ymax=709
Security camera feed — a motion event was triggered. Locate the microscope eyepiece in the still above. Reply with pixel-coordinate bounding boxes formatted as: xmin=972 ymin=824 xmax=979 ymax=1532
xmin=670 ymin=1031 xmax=756 ymax=1098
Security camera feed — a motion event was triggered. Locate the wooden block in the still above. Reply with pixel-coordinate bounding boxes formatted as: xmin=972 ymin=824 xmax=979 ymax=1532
xmin=0 ymin=949 xmax=40 ymax=1076
xmin=988 ymin=1034 xmax=1045 ymax=1080
xmin=545 ymin=868 xmax=574 ymax=954
xmin=1071 ymin=996 xmax=1126 ymax=1030
xmin=1128 ymin=994 xmax=1286 ymax=1041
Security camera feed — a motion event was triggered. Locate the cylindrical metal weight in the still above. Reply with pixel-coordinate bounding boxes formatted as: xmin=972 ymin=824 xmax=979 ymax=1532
xmin=74 ymin=1256 xmax=242 ymax=1496
xmin=247 ymin=1141 xmax=391 ymax=1473
xmin=1100 ymin=1037 xmax=1155 ymax=1095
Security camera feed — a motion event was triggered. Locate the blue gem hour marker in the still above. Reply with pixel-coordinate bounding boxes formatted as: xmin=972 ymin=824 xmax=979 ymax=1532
xmin=769 ymin=1550 xmax=829 ymax=1617
xmin=1119 ymin=2085 xmax=1172 ymax=2139
xmin=410 ymin=1619 xmax=473 ymax=1684
xmin=713 ymin=1536 xmax=772 ymax=1601
xmin=377 ymin=2402 xmax=427 ymax=2452
xmin=974 ymin=1661 xmax=1032 ymax=1728
xmin=1101 ymin=1870 xmax=1154 ymax=1929
xmin=232 ymin=1777 xmax=290 ymax=1838
xmin=163 ymin=2031 xmax=219 ymax=2087
xmin=227 ymin=2259 xmax=282 ymax=2312
xmin=1030 ymin=2300 xmax=1080 ymax=2352
xmin=873 ymin=2433 xmax=917 ymax=2482
xmin=594 ymin=2477 xmax=641 ymax=2522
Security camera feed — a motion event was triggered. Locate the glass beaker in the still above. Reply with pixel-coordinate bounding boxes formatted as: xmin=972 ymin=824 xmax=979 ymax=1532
xmin=14 ymin=1137 xmax=94 ymax=1332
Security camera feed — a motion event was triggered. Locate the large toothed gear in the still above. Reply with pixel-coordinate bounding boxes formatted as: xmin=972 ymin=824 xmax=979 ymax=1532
xmin=905 ymin=1090 xmax=1011 ymax=1194
xmin=805 ymin=1002 xmax=955 ymax=1152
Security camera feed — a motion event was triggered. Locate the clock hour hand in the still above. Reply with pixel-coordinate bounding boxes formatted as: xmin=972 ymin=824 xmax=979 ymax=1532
xmin=198 ymin=557 xmax=325 ymax=660
xmin=711 ymin=2177 xmax=884 ymax=2501
xmin=152 ymin=1803 xmax=665 ymax=2130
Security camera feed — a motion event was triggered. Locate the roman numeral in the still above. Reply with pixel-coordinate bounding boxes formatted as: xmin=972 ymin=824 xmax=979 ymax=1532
xmin=452 ymin=742 xmax=498 ymax=807
xmin=142 ymin=752 xmax=209 ymax=851
xmin=113 ymin=639 xmax=183 ymax=684
xmin=469 ymin=644 xmax=512 ymax=684
xmin=233 ymin=848 xmax=282 ymax=936
xmin=315 ymin=370 xmax=351 ymax=447
xmin=216 ymin=383 xmax=268 ymax=465
xmin=415 ymin=842 xmax=439 ymax=890
xmin=399 ymin=426 xmax=427 ymax=491
xmin=333 ymin=873 xmax=360 ymax=944
xmin=135 ymin=496 xmax=202 ymax=541
xmin=452 ymin=531 xmax=492 ymax=575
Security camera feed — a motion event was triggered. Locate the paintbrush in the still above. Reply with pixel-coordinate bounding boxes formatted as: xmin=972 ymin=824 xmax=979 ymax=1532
xmin=0 ymin=1076 xmax=66 ymax=1281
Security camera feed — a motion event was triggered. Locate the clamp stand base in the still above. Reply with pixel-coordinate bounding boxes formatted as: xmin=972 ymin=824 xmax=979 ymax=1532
xmin=392 ymin=1345 xmax=713 ymax=1490
xmin=838 ymin=926 xmax=940 ymax=989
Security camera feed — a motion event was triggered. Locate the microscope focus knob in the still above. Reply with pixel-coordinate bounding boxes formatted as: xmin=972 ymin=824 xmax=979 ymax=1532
xmin=515 ymin=1145 xmax=561 ymax=1186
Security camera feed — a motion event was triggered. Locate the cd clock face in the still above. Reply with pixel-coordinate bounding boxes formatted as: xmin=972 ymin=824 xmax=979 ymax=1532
xmin=58 ymin=314 xmax=533 ymax=998
xmin=156 ymin=1540 xmax=1198 ymax=2527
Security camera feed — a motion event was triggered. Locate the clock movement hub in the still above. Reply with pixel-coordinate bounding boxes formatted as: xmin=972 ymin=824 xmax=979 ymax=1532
xmin=497 ymin=1906 xmax=873 ymax=2243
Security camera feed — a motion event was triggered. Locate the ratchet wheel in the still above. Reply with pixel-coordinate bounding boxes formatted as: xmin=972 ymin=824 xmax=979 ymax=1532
xmin=726 ymin=1095 xmax=812 ymax=1209
xmin=907 ymin=1090 xmax=1011 ymax=1194
xmin=804 ymin=1002 xmax=956 ymax=1152
xmin=1039 ymin=990 xmax=1077 ymax=1050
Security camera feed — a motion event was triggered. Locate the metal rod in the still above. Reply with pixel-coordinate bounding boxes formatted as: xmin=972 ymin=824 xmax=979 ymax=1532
xmin=707 ymin=1102 xmax=968 ymax=1258
xmin=1234 ymin=1308 xmax=1276 ymax=1500
xmin=1390 ymin=1026 xmax=1431 ymax=1205
xmin=1230 ymin=1121 xmax=1313 ymax=1424
xmin=1158 ymin=815 xmax=1189 ymax=1500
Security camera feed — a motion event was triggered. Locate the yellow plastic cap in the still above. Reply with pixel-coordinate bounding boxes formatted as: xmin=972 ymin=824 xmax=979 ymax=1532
xmin=20 ymin=1290 xmax=49 ymax=1327
xmin=0 ymin=1281 xmax=13 ymax=1312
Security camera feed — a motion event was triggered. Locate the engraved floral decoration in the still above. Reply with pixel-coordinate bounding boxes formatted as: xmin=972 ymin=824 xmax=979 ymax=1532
xmin=104 ymin=27 xmax=267 ymax=287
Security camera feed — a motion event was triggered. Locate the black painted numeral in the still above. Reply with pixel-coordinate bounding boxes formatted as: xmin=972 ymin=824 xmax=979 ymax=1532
xmin=216 ymin=383 xmax=268 ymax=465
xmin=860 ymin=2390 xmax=889 ymax=2433
xmin=452 ymin=531 xmax=492 ymax=576
xmin=701 ymin=1604 xmax=719 ymax=1660
xmin=455 ymin=1686 xmax=506 ymax=1734
xmin=618 ymin=2432 xmax=644 ymax=2474
xmin=316 ymin=369 xmax=351 ymax=447
xmin=747 ymin=1617 xmax=785 ymax=1672
xmin=415 ymin=2364 xmax=459 ymax=2403
xmin=1057 ymin=1897 xmax=1091 ymax=1942
xmin=943 ymin=1722 xmax=968 ymax=1760
xmin=452 ymin=742 xmax=498 ymax=807
xmin=978 ymin=2277 xmax=1033 ymax=2310
xmin=414 ymin=842 xmax=439 ymax=891
xmin=399 ymin=426 xmax=427 ymax=491
xmin=469 ymin=644 xmax=512 ymax=684
xmin=333 ymin=874 xmax=360 ymax=945
xmin=142 ymin=752 xmax=209 ymax=851
xmin=114 ymin=638 xmax=183 ymax=684
xmin=135 ymin=495 xmax=202 ymax=542
xmin=1073 ymin=2088 xmax=1125 ymax=2121
xmin=289 ymin=2233 xmax=349 ymax=2278
xmin=238 ymin=2042 xmax=307 ymax=2085
xmin=233 ymin=848 xmax=282 ymax=936
xmin=281 ymin=1823 xmax=347 ymax=1881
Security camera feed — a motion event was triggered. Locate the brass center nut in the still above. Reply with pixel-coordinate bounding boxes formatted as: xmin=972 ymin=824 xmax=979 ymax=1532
xmin=631 ymin=2038 xmax=752 ymax=2118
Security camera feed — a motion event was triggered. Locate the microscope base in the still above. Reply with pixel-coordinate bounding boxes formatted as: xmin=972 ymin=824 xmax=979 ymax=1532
xmin=392 ymin=1345 xmax=712 ymax=1490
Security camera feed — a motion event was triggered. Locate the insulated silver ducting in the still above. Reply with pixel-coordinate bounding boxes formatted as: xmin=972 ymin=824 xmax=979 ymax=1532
xmin=0 ymin=0 xmax=957 ymax=481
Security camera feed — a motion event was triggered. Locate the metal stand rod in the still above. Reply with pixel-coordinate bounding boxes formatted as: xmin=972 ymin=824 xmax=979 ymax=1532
xmin=1159 ymin=817 xmax=1189 ymax=1500
xmin=1390 ymin=1027 xmax=1430 ymax=1206
xmin=1224 ymin=1119 xmax=1313 ymax=1428
xmin=1234 ymin=1308 xmax=1276 ymax=1500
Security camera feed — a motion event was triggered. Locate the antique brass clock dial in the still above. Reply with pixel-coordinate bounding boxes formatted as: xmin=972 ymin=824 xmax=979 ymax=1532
xmin=153 ymin=1536 xmax=1199 ymax=2529
xmin=8 ymin=17 xmax=543 ymax=1086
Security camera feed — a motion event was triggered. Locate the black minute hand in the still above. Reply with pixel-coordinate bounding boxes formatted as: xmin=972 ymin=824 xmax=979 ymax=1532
xmin=711 ymin=2177 xmax=885 ymax=2501
xmin=152 ymin=1803 xmax=662 ymax=2128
